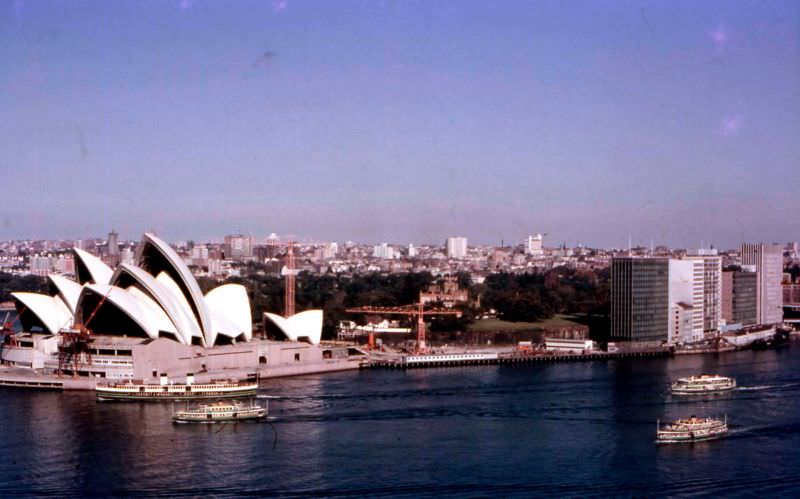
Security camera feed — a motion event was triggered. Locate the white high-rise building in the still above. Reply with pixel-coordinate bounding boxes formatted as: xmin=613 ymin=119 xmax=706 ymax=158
xmin=120 ymin=247 xmax=135 ymax=266
xmin=322 ymin=242 xmax=338 ymax=260
xmin=29 ymin=255 xmax=53 ymax=276
xmin=685 ymin=249 xmax=722 ymax=334
xmin=408 ymin=244 xmax=417 ymax=258
xmin=446 ymin=237 xmax=468 ymax=259
xmin=373 ymin=243 xmax=394 ymax=259
xmin=668 ymin=259 xmax=698 ymax=344
xmin=525 ymin=234 xmax=544 ymax=257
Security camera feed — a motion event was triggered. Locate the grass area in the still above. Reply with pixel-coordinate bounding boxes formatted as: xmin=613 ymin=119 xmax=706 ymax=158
xmin=467 ymin=314 xmax=584 ymax=332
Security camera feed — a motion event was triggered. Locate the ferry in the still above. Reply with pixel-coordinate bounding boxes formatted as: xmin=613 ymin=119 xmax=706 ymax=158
xmin=96 ymin=375 xmax=258 ymax=401
xmin=173 ymin=400 xmax=268 ymax=423
xmin=656 ymin=415 xmax=728 ymax=444
xmin=670 ymin=374 xmax=736 ymax=395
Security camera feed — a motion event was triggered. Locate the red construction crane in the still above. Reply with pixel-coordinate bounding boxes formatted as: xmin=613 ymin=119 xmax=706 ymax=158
xmin=267 ymin=236 xmax=299 ymax=318
xmin=345 ymin=294 xmax=461 ymax=353
xmin=284 ymin=241 xmax=296 ymax=317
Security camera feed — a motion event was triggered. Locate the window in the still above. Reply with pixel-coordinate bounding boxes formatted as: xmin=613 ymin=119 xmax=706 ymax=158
xmin=294 ymin=353 xmax=300 ymax=362
xmin=259 ymin=356 xmax=267 ymax=365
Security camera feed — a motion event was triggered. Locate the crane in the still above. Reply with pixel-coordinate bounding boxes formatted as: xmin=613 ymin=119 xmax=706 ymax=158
xmin=267 ymin=235 xmax=299 ymax=318
xmin=346 ymin=293 xmax=461 ymax=353
xmin=58 ymin=287 xmax=111 ymax=377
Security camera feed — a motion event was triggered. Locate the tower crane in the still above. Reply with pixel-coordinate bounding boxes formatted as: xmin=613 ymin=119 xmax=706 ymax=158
xmin=346 ymin=293 xmax=461 ymax=353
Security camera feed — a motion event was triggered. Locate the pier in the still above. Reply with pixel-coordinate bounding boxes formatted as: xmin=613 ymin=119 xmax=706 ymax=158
xmin=364 ymin=349 xmax=673 ymax=369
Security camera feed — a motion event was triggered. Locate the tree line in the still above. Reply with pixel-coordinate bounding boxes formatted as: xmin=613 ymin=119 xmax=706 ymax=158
xmin=228 ymin=265 xmax=610 ymax=339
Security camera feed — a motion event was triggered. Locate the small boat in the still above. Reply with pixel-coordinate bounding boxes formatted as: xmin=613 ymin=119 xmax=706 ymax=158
xmin=656 ymin=415 xmax=728 ymax=444
xmin=173 ymin=400 xmax=268 ymax=423
xmin=96 ymin=374 xmax=258 ymax=402
xmin=752 ymin=329 xmax=790 ymax=350
xmin=671 ymin=374 xmax=736 ymax=395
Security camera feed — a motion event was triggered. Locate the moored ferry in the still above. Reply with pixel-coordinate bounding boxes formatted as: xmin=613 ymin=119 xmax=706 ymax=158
xmin=173 ymin=400 xmax=267 ymax=423
xmin=96 ymin=374 xmax=258 ymax=401
xmin=656 ymin=415 xmax=728 ymax=444
xmin=671 ymin=374 xmax=736 ymax=395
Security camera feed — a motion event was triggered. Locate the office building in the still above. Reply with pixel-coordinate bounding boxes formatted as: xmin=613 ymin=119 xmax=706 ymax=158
xmin=446 ymin=237 xmax=468 ymax=259
xmin=373 ymin=243 xmax=394 ymax=259
xmin=224 ymin=234 xmax=253 ymax=260
xmin=668 ymin=259 xmax=699 ymax=343
xmin=741 ymin=243 xmax=783 ymax=325
xmin=611 ymin=257 xmax=669 ymax=342
xmin=525 ymin=234 xmax=544 ymax=257
xmin=107 ymin=230 xmax=119 ymax=257
xmin=685 ymin=249 xmax=722 ymax=334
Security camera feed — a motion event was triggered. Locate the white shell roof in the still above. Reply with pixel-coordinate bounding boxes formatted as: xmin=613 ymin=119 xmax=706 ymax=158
xmin=11 ymin=234 xmax=258 ymax=347
xmin=79 ymin=284 xmax=177 ymax=340
xmin=139 ymin=233 xmax=214 ymax=346
xmin=48 ymin=274 xmax=83 ymax=314
xmin=208 ymin=308 xmax=243 ymax=339
xmin=155 ymin=271 xmax=204 ymax=342
xmin=264 ymin=310 xmax=323 ymax=345
xmin=111 ymin=264 xmax=201 ymax=345
xmin=205 ymin=284 xmax=253 ymax=341
xmin=11 ymin=292 xmax=73 ymax=335
xmin=73 ymin=248 xmax=113 ymax=284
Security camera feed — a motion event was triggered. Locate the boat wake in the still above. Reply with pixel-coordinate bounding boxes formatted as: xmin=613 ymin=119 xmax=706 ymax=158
xmin=736 ymin=382 xmax=799 ymax=391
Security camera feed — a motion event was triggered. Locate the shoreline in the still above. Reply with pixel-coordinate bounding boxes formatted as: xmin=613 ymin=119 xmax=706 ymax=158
xmin=2 ymin=334 xmax=796 ymax=391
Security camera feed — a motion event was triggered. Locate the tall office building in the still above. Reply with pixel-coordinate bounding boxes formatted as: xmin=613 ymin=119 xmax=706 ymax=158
xmin=685 ymin=249 xmax=722 ymax=334
xmin=107 ymin=230 xmax=119 ymax=256
xmin=611 ymin=257 xmax=670 ymax=342
xmin=741 ymin=243 xmax=783 ymax=325
xmin=733 ymin=268 xmax=758 ymax=325
xmin=612 ymin=256 xmax=706 ymax=343
xmin=525 ymin=234 xmax=544 ymax=257
xmin=446 ymin=237 xmax=468 ymax=259
xmin=668 ymin=259 xmax=698 ymax=343
xmin=224 ymin=234 xmax=253 ymax=260
xmin=373 ymin=243 xmax=394 ymax=259
xmin=407 ymin=244 xmax=417 ymax=258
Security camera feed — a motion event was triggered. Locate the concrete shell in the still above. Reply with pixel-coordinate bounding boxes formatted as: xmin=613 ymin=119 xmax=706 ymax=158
xmin=11 ymin=292 xmax=73 ymax=335
xmin=264 ymin=310 xmax=323 ymax=345
xmin=73 ymin=248 xmax=113 ymax=285
xmin=110 ymin=264 xmax=201 ymax=345
xmin=48 ymin=274 xmax=83 ymax=314
xmin=137 ymin=233 xmax=214 ymax=346
xmin=205 ymin=284 xmax=253 ymax=341
xmin=77 ymin=284 xmax=178 ymax=340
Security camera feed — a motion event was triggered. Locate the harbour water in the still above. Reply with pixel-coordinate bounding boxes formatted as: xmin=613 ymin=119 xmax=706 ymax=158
xmin=1 ymin=342 xmax=799 ymax=497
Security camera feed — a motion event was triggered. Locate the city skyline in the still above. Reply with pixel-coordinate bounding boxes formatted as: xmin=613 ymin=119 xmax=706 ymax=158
xmin=2 ymin=1 xmax=798 ymax=247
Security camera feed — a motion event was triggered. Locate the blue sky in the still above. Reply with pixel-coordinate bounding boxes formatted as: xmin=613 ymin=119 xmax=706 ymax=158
xmin=1 ymin=0 xmax=798 ymax=248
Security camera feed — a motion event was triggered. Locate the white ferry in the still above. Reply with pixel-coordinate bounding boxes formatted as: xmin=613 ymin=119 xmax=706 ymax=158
xmin=670 ymin=374 xmax=736 ymax=395
xmin=173 ymin=400 xmax=267 ymax=423
xmin=656 ymin=415 xmax=728 ymax=444
xmin=96 ymin=374 xmax=257 ymax=401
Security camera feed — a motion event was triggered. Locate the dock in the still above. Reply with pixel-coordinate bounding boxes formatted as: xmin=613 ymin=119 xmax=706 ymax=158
xmin=365 ymin=349 xmax=672 ymax=369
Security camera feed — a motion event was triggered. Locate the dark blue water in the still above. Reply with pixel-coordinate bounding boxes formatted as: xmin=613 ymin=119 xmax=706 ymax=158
xmin=2 ymin=343 xmax=800 ymax=497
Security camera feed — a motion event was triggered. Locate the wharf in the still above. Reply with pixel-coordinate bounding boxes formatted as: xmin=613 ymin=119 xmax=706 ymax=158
xmin=365 ymin=349 xmax=672 ymax=369
xmin=0 ymin=357 xmax=362 ymax=392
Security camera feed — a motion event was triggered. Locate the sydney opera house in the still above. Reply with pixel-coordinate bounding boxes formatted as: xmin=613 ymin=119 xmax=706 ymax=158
xmin=2 ymin=233 xmax=358 ymax=384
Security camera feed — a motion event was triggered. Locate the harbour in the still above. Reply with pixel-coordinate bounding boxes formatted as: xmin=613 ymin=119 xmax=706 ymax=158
xmin=1 ymin=342 xmax=799 ymax=496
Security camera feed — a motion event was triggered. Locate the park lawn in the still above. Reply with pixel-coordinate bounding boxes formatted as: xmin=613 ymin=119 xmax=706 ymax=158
xmin=467 ymin=314 xmax=583 ymax=332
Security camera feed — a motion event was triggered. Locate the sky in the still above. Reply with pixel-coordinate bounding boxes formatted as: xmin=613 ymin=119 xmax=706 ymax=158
xmin=1 ymin=0 xmax=798 ymax=249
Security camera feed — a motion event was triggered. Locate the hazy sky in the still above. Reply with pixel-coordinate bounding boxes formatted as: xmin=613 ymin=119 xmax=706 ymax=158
xmin=1 ymin=0 xmax=798 ymax=248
